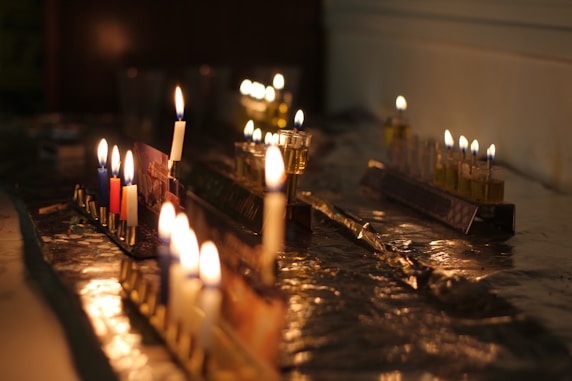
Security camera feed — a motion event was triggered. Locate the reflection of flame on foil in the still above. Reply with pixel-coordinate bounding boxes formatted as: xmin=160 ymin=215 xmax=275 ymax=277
xmin=80 ymin=279 xmax=151 ymax=377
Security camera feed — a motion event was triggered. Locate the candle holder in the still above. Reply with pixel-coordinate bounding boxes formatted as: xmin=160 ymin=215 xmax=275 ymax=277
xmin=126 ymin=225 xmax=137 ymax=247
xmin=118 ymin=255 xmax=284 ymax=381
xmin=444 ymin=150 xmax=459 ymax=192
xmin=108 ymin=212 xmax=118 ymax=233
xmin=277 ymin=129 xmax=312 ymax=204
xmin=99 ymin=206 xmax=108 ymax=226
xmin=188 ymin=161 xmax=312 ymax=235
xmin=361 ymin=160 xmax=515 ymax=235
xmin=71 ymin=183 xmax=158 ymax=259
xmin=383 ymin=113 xmax=410 ymax=147
xmin=470 ymin=163 xmax=505 ymax=205
xmin=433 ymin=142 xmax=446 ymax=188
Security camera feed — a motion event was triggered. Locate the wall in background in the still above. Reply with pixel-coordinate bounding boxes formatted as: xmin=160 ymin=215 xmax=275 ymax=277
xmin=324 ymin=0 xmax=572 ymax=191
xmin=45 ymin=0 xmax=323 ymax=115
xmin=0 ymin=1 xmax=44 ymax=113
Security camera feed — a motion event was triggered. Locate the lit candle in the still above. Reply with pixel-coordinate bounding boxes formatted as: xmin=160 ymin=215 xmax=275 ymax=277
xmin=273 ymin=73 xmax=285 ymax=104
xmin=109 ymin=145 xmax=121 ymax=214
xmin=179 ymin=226 xmax=201 ymax=334
xmin=264 ymin=131 xmax=273 ymax=146
xmin=294 ymin=109 xmax=304 ymax=132
xmin=197 ymin=241 xmax=222 ymax=352
xmin=396 ymin=95 xmax=407 ymax=114
xmin=273 ymin=73 xmax=284 ymax=91
xmin=265 ymin=86 xmax=276 ymax=103
xmin=169 ymin=86 xmax=186 ymax=162
xmin=169 ymin=213 xmax=189 ymax=324
xmin=97 ymin=139 xmax=110 ymax=208
xmin=444 ymin=129 xmax=454 ymax=153
xmin=252 ymin=128 xmax=262 ymax=145
xmin=443 ymin=130 xmax=457 ymax=191
xmin=459 ymin=135 xmax=468 ymax=161
xmin=487 ymin=144 xmax=496 ymax=172
xmin=240 ymin=79 xmax=252 ymax=99
xmin=243 ymin=120 xmax=254 ymax=142
xmin=262 ymin=146 xmax=286 ymax=284
xmin=471 ymin=139 xmax=479 ymax=167
xmin=124 ymin=150 xmax=138 ymax=227
xmin=158 ymin=202 xmax=176 ymax=305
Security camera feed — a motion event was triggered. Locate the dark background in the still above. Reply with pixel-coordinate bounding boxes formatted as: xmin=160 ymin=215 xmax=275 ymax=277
xmin=0 ymin=0 xmax=324 ymax=116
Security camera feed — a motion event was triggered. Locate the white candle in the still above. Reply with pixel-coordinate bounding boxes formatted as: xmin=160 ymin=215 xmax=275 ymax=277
xmin=158 ymin=202 xmax=176 ymax=305
xmin=169 ymin=86 xmax=186 ymax=161
xmin=168 ymin=213 xmax=189 ymax=324
xmin=179 ymin=226 xmax=201 ymax=334
xmin=124 ymin=150 xmax=138 ymax=227
xmin=262 ymin=146 xmax=286 ymax=284
xmin=197 ymin=241 xmax=222 ymax=352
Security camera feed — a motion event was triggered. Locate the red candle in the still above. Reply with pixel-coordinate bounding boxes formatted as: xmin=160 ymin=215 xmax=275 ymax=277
xmin=110 ymin=145 xmax=121 ymax=214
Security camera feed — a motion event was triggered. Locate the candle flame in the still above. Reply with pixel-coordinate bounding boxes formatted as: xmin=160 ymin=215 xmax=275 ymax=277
xmin=265 ymin=86 xmax=276 ymax=102
xmin=471 ymin=139 xmax=479 ymax=156
xmin=252 ymin=128 xmax=262 ymax=144
xmin=444 ymin=130 xmax=454 ymax=149
xmin=98 ymin=138 xmax=108 ymax=168
xmin=265 ymin=146 xmax=285 ymax=189
xmin=124 ymin=150 xmax=134 ymax=185
xmin=111 ymin=145 xmax=120 ymax=177
xmin=395 ymin=95 xmax=407 ymax=112
xmin=180 ymin=227 xmax=200 ymax=276
xmin=199 ymin=241 xmax=221 ymax=287
xmin=264 ymin=131 xmax=273 ymax=146
xmin=170 ymin=213 xmax=190 ymax=259
xmin=175 ymin=86 xmax=184 ymax=120
xmin=251 ymin=81 xmax=265 ymax=100
xmin=487 ymin=144 xmax=496 ymax=160
xmin=158 ymin=202 xmax=176 ymax=240
xmin=272 ymin=132 xmax=279 ymax=146
xmin=273 ymin=73 xmax=284 ymax=90
xmin=294 ymin=109 xmax=304 ymax=129
xmin=243 ymin=120 xmax=254 ymax=140
xmin=239 ymin=79 xmax=252 ymax=95
xmin=459 ymin=135 xmax=468 ymax=152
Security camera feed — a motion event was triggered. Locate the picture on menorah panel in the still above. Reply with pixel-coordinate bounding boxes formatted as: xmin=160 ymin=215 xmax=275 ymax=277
xmin=133 ymin=142 xmax=178 ymax=214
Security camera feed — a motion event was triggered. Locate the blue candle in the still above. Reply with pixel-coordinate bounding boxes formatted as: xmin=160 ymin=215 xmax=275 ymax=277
xmin=97 ymin=139 xmax=110 ymax=208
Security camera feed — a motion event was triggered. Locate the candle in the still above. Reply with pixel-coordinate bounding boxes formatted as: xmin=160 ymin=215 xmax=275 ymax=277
xmin=179 ymin=226 xmax=201 ymax=334
xmin=443 ymin=130 xmax=457 ymax=192
xmin=124 ymin=150 xmax=138 ymax=227
xmin=197 ymin=241 xmax=222 ymax=352
xmin=396 ymin=95 xmax=407 ymax=113
xmin=169 ymin=86 xmax=186 ymax=162
xmin=243 ymin=119 xmax=254 ymax=141
xmin=262 ymin=145 xmax=286 ymax=284
xmin=459 ymin=135 xmax=468 ymax=161
xmin=109 ymin=145 xmax=121 ymax=214
xmin=265 ymin=86 xmax=276 ymax=103
xmin=158 ymin=202 xmax=176 ymax=305
xmin=293 ymin=109 xmax=304 ymax=131
xmin=487 ymin=144 xmax=496 ymax=170
xmin=444 ymin=129 xmax=454 ymax=152
xmin=273 ymin=73 xmax=284 ymax=91
xmin=252 ymin=127 xmax=262 ymax=145
xmin=97 ymin=139 xmax=110 ymax=208
xmin=168 ymin=213 xmax=190 ymax=325
xmin=470 ymin=139 xmax=479 ymax=166
xmin=264 ymin=131 xmax=273 ymax=146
